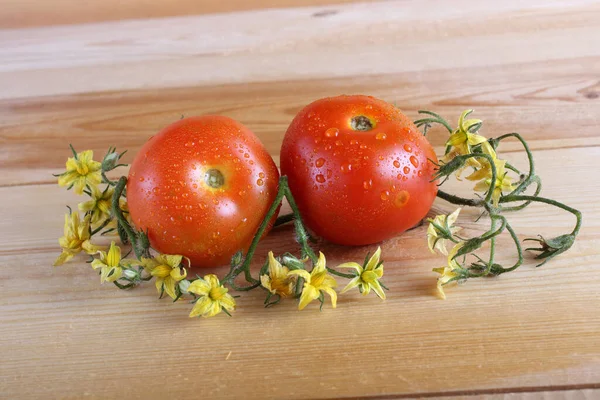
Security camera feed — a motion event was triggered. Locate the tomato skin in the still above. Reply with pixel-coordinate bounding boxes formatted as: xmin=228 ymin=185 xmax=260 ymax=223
xmin=280 ymin=95 xmax=438 ymax=246
xmin=127 ymin=116 xmax=279 ymax=268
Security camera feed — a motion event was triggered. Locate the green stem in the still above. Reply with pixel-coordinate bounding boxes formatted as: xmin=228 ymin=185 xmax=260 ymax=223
xmin=102 ymin=171 xmax=117 ymax=187
xmin=436 ymin=190 xmax=484 ymax=207
xmin=500 ymin=176 xmax=542 ymax=212
xmin=481 ymin=214 xmax=507 ymax=241
xmin=415 ymin=110 xmax=453 ymax=133
xmin=326 ymin=268 xmax=356 ymax=280
xmin=435 ymin=153 xmax=497 ymax=205
xmin=91 ymin=217 xmax=113 ymax=236
xmin=500 ymin=195 xmax=582 ymax=236
xmin=505 ymin=162 xmax=521 ymax=174
xmin=496 ymin=133 xmax=535 ymax=197
xmin=223 ymin=178 xmax=287 ymax=285
xmin=112 ymin=177 xmax=142 ymax=258
xmin=282 ymin=180 xmax=318 ymax=264
xmin=493 ymin=221 xmax=524 ymax=274
xmin=112 ymin=177 xmax=135 ymax=241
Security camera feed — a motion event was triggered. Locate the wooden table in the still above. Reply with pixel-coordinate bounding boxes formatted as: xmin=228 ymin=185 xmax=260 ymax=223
xmin=1 ymin=1 xmax=599 ymax=398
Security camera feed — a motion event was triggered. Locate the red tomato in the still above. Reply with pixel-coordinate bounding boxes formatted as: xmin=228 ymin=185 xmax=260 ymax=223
xmin=280 ymin=95 xmax=438 ymax=245
xmin=127 ymin=116 xmax=279 ymax=268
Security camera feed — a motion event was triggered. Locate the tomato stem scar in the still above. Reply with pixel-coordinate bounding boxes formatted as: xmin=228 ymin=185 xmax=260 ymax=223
xmin=350 ymin=115 xmax=373 ymax=131
xmin=204 ymin=168 xmax=225 ymax=188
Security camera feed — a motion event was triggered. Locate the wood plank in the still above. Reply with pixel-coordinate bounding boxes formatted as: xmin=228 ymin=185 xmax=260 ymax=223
xmin=1 ymin=58 xmax=599 ymax=187
xmin=0 ymin=0 xmax=365 ymax=29
xmin=2 ymin=0 xmax=600 ymax=398
xmin=1 ymin=145 xmax=598 ymax=398
xmin=1 ymin=0 xmax=599 ymax=100
xmin=442 ymin=388 xmax=600 ymax=399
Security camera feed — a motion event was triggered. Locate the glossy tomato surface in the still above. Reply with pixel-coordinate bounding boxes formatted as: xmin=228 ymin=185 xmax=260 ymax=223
xmin=127 ymin=116 xmax=279 ymax=268
xmin=280 ymin=95 xmax=438 ymax=246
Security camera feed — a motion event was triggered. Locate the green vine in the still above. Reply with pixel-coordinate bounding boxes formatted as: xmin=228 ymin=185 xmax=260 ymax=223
xmin=422 ymin=110 xmax=582 ymax=298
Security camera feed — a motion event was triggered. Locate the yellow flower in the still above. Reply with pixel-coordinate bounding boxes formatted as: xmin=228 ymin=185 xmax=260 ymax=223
xmin=427 ymin=208 xmax=462 ymax=255
xmin=466 ymin=141 xmax=498 ymax=182
xmin=432 ymin=243 xmax=464 ymax=299
xmin=142 ymin=254 xmax=188 ymax=299
xmin=338 ymin=246 xmax=386 ymax=299
xmin=78 ymin=185 xmax=114 ymax=225
xmin=446 ymin=110 xmax=487 ymax=155
xmin=473 ymin=159 xmax=515 ymax=206
xmin=188 ymin=275 xmax=236 ymax=318
xmin=91 ymin=241 xmax=124 ymax=283
xmin=260 ymin=252 xmax=296 ymax=298
xmin=288 ymin=252 xmax=337 ymax=310
xmin=57 ymin=150 xmax=102 ymax=195
xmin=54 ymin=212 xmax=103 ymax=266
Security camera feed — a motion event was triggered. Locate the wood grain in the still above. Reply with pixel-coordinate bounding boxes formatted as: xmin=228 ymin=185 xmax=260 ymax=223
xmin=0 ymin=0 xmax=366 ymax=29
xmin=1 ymin=59 xmax=599 ymax=187
xmin=1 ymin=0 xmax=599 ymax=399
xmin=2 ymin=0 xmax=599 ymax=100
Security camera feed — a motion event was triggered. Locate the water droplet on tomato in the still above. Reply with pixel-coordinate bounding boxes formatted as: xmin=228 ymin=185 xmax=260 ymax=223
xmin=375 ymin=132 xmax=387 ymax=140
xmin=404 ymin=144 xmax=412 ymax=152
xmin=325 ymin=128 xmax=339 ymax=138
xmin=257 ymin=178 xmax=264 ymax=186
xmin=315 ymin=158 xmax=325 ymax=167
xmin=394 ymin=191 xmax=410 ymax=207
xmin=350 ymin=139 xmax=359 ymax=145
xmin=393 ymin=160 xmax=401 ymax=168
xmin=380 ymin=190 xmax=390 ymax=201
xmin=341 ymin=163 xmax=352 ymax=174
xmin=363 ymin=179 xmax=373 ymax=190
xmin=316 ymin=174 xmax=326 ymax=183
xmin=410 ymin=155 xmax=419 ymax=167
xmin=403 ymin=166 xmax=410 ymax=174
xmin=192 ymin=183 xmax=198 ymax=189
xmin=244 ymin=153 xmax=250 ymax=158
xmin=418 ymin=170 xmax=424 ymax=177
xmin=139 ymin=177 xmax=145 ymax=182
xmin=300 ymin=158 xmax=306 ymax=165
xmin=325 ymin=144 xmax=333 ymax=151
xmin=360 ymin=144 xmax=368 ymax=149
xmin=397 ymin=173 xmax=402 ymax=180
xmin=239 ymin=190 xmax=246 ymax=197
xmin=259 ymin=172 xmax=265 ymax=178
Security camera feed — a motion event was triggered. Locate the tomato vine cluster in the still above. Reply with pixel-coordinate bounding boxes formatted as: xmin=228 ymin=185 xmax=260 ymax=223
xmin=53 ymin=95 xmax=582 ymax=318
